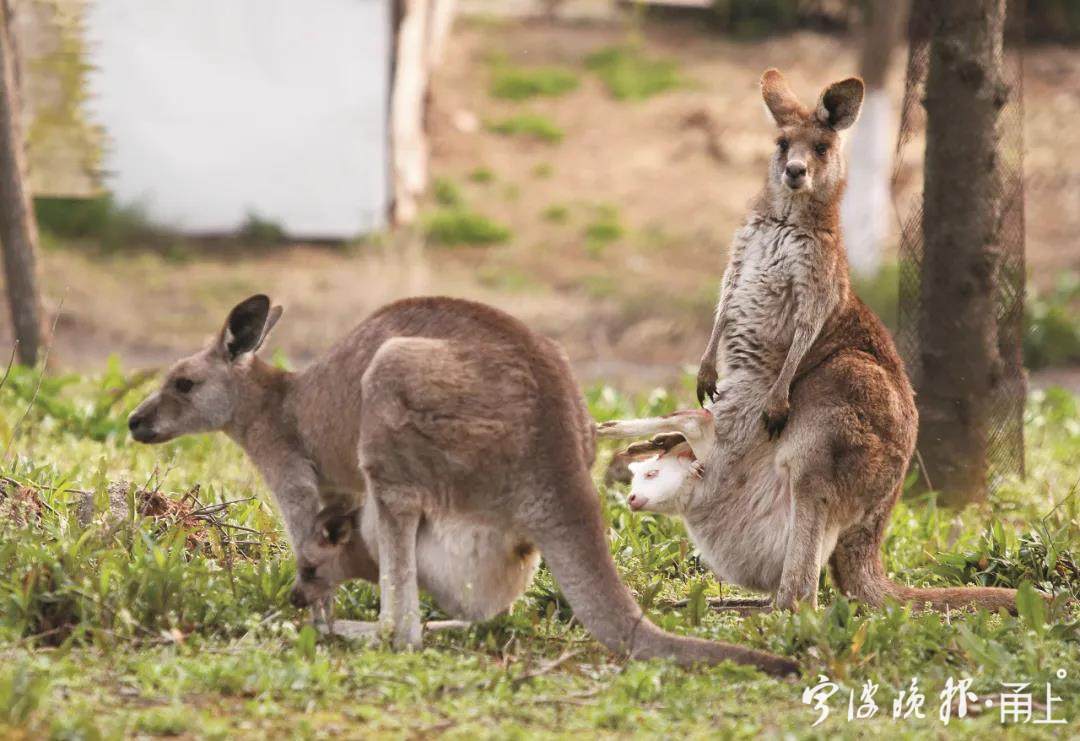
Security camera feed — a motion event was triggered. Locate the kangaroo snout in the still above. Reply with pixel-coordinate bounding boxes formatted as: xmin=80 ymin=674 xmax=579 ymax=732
xmin=127 ymin=410 xmax=157 ymax=443
xmin=627 ymin=493 xmax=646 ymax=511
xmin=783 ymin=161 xmax=808 ymax=189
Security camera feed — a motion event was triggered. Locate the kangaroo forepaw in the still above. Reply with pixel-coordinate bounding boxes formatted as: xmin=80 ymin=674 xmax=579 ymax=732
xmin=762 ymin=400 xmax=790 ymax=440
xmin=689 ymin=461 xmax=705 ymax=479
xmin=696 ymin=371 xmax=719 ymax=407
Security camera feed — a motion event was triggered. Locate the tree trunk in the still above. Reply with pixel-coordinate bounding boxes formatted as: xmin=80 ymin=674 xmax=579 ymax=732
xmin=0 ymin=0 xmax=45 ymax=366
xmin=841 ymin=0 xmax=908 ymax=278
xmin=917 ymin=0 xmax=1007 ymax=506
xmin=389 ymin=0 xmax=456 ymax=226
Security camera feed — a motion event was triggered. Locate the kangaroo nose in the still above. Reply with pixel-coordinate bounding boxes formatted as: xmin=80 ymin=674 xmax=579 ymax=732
xmin=289 ymin=587 xmax=309 ymax=609
xmin=128 ymin=413 xmax=144 ymax=433
xmin=785 ymin=161 xmax=807 ymax=178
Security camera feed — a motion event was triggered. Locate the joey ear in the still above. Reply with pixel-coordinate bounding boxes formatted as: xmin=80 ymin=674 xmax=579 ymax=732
xmin=671 ymin=442 xmax=695 ymax=460
xmin=621 ymin=441 xmax=664 ymax=462
xmin=218 ymin=295 xmax=283 ymax=361
xmin=320 ymin=510 xmax=356 ymax=546
xmin=815 ymin=77 xmax=864 ymax=131
xmin=761 ymin=68 xmax=804 ymax=127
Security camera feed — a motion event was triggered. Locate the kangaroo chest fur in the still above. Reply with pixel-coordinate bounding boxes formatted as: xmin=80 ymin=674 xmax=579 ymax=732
xmin=687 ymin=217 xmax=841 ymax=593
xmin=721 ymin=219 xmax=821 ymax=378
xmin=359 ymin=503 xmax=539 ymax=622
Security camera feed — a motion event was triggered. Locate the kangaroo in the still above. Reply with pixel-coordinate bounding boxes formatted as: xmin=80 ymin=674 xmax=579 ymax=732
xmin=625 ymin=446 xmax=699 ymax=515
xmin=128 ymin=294 xmax=798 ymax=675
xmin=291 ymin=499 xmax=540 ymax=625
xmin=599 ymin=69 xmax=1019 ymax=615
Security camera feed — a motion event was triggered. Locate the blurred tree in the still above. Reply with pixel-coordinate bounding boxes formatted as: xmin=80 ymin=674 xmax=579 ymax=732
xmin=918 ymin=0 xmax=1010 ymax=506
xmin=0 ymin=0 xmax=46 ymax=365
xmin=391 ymin=0 xmax=457 ymax=225
xmin=841 ymin=0 xmax=908 ymax=277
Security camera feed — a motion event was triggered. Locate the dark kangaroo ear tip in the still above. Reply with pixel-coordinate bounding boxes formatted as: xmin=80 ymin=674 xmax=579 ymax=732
xmin=236 ymin=294 xmax=271 ymax=313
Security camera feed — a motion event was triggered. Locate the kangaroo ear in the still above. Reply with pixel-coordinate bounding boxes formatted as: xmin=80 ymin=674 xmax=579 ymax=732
xmin=671 ymin=442 xmax=696 ymax=460
xmin=218 ymin=295 xmax=283 ymax=361
xmin=815 ymin=77 xmax=864 ymax=131
xmin=318 ymin=508 xmax=358 ymax=546
xmin=761 ymin=68 xmax=804 ymax=127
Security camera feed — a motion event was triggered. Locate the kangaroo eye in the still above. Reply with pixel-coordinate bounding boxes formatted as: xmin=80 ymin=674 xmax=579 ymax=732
xmin=777 ymin=138 xmax=790 ymax=153
xmin=174 ymin=378 xmax=196 ymax=394
xmin=301 ymin=567 xmax=317 ymax=581
xmin=644 ymin=470 xmax=659 ymax=479
xmin=814 ymin=142 xmax=829 ymax=156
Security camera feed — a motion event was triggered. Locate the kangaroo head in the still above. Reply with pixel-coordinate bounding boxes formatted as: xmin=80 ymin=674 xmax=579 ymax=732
xmin=626 ymin=445 xmax=696 ymax=515
xmin=127 ymin=294 xmax=283 ymax=444
xmin=290 ymin=504 xmax=359 ymax=608
xmin=760 ymin=69 xmax=863 ymax=206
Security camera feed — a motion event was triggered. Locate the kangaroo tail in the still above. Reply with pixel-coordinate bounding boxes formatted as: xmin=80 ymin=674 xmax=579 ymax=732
xmin=829 ymin=515 xmax=1021 ymax=615
xmin=885 ymin=583 xmax=1020 ymax=614
xmin=530 ymin=466 xmax=799 ymax=677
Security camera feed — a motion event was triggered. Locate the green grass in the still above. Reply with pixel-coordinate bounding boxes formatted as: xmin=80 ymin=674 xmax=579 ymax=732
xmin=490 ymin=65 xmax=579 ymax=101
xmin=541 ymin=204 xmax=570 ymax=224
xmin=0 ymin=362 xmax=1077 ymax=738
xmin=585 ymin=45 xmax=682 ymax=101
xmin=468 ymin=167 xmax=495 ymax=184
xmin=852 ymin=261 xmax=900 ymax=331
xmin=432 ymin=177 xmax=464 ymax=207
xmin=238 ymin=211 xmax=286 ymax=244
xmin=1026 ymin=273 xmax=1080 ymax=370
xmin=476 ymin=265 xmax=538 ymax=293
xmin=487 ymin=114 xmax=564 ymax=144
xmin=584 ymin=205 xmax=625 ymax=257
xmin=423 ymin=208 xmax=511 ymax=246
xmin=34 ymin=195 xmax=177 ymax=252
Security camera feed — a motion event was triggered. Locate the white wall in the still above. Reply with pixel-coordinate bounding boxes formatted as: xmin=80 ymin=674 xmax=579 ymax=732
xmin=86 ymin=0 xmax=390 ymax=238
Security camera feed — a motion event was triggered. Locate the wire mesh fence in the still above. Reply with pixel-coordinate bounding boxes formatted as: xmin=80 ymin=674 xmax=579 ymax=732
xmin=893 ymin=0 xmax=1027 ymax=492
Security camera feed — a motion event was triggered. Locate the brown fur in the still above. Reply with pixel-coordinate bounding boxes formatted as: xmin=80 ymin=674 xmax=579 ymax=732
xmin=129 ymin=295 xmax=798 ymax=675
xmin=637 ymin=69 xmax=1023 ymax=615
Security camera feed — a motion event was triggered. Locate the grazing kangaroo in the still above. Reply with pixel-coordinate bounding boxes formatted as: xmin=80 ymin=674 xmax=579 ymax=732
xmin=128 ymin=294 xmax=797 ymax=675
xmin=600 ymin=69 xmax=1019 ymax=615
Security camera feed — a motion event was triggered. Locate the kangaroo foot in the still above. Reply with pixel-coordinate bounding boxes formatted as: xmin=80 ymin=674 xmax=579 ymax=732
xmin=425 ymin=619 xmax=472 ymax=633
xmin=319 ymin=619 xmax=381 ymax=641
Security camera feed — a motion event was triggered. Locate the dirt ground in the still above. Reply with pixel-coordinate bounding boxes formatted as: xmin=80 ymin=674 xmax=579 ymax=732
xmin=3 ymin=18 xmax=1078 ymax=390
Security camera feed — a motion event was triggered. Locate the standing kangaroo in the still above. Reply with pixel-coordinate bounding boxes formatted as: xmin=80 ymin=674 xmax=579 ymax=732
xmin=600 ymin=70 xmax=1018 ymax=614
xmin=128 ymin=294 xmax=797 ymax=675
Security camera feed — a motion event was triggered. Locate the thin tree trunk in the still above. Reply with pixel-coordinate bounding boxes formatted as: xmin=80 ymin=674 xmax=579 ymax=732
xmin=389 ymin=0 xmax=456 ymax=226
xmin=841 ymin=0 xmax=908 ymax=278
xmin=918 ymin=0 xmax=1007 ymax=506
xmin=390 ymin=0 xmax=429 ymax=225
xmin=0 ymin=0 xmax=45 ymax=366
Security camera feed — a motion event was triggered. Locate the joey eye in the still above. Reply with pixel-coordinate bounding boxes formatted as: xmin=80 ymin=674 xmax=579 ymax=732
xmin=173 ymin=378 xmax=196 ymax=394
xmin=777 ymin=138 xmax=790 ymax=153
xmin=644 ymin=470 xmax=659 ymax=479
xmin=814 ymin=142 xmax=829 ymax=156
xmin=301 ymin=566 xmax=317 ymax=581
